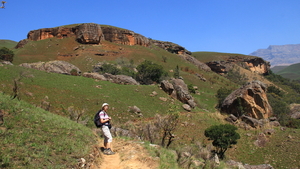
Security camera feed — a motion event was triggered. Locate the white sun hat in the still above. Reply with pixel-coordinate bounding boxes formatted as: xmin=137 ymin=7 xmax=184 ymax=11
xmin=102 ymin=103 xmax=109 ymax=108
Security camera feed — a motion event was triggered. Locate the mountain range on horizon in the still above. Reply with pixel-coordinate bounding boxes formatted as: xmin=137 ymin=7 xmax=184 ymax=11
xmin=250 ymin=44 xmax=300 ymax=67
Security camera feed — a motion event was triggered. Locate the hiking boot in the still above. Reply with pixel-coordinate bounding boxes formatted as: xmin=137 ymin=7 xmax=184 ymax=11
xmin=106 ymin=149 xmax=115 ymax=155
xmin=102 ymin=149 xmax=109 ymax=154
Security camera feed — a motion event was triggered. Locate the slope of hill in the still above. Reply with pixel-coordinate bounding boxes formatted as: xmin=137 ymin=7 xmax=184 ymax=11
xmin=271 ymin=65 xmax=288 ymax=73
xmin=276 ymin=63 xmax=300 ymax=80
xmin=0 ymin=93 xmax=97 ymax=168
xmin=2 ymin=23 xmax=300 ymax=168
xmin=0 ymin=40 xmax=18 ymax=49
xmin=249 ymin=44 xmax=300 ymax=67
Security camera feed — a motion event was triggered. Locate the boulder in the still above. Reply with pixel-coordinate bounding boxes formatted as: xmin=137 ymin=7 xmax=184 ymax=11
xmin=0 ymin=61 xmax=13 ymax=65
xmin=82 ymin=72 xmax=107 ymax=81
xmin=221 ymin=81 xmax=273 ymax=119
xmin=75 ymin=23 xmax=104 ymax=44
xmin=171 ymin=79 xmax=193 ymax=103
xmin=19 ymin=60 xmax=81 ymax=75
xmin=290 ymin=112 xmax=300 ymax=119
xmin=182 ymin=104 xmax=191 ymax=111
xmin=103 ymin=73 xmax=139 ymax=85
xmin=160 ymin=80 xmax=174 ymax=95
xmin=241 ymin=115 xmax=262 ymax=128
xmin=269 ymin=121 xmax=280 ymax=127
xmin=225 ymin=114 xmax=238 ymax=123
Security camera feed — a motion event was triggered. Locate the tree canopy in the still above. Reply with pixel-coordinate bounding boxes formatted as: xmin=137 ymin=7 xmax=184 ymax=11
xmin=204 ymin=124 xmax=240 ymax=159
xmin=0 ymin=47 xmax=14 ymax=62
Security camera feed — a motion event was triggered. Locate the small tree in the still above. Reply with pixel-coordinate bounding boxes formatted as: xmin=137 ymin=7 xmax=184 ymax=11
xmin=204 ymin=124 xmax=240 ymax=159
xmin=136 ymin=60 xmax=166 ymax=84
xmin=173 ymin=65 xmax=180 ymax=79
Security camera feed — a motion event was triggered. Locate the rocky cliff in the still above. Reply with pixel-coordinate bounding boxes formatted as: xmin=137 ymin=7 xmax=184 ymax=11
xmin=206 ymin=56 xmax=270 ymax=75
xmin=17 ymin=23 xmax=150 ymax=48
xmin=221 ymin=80 xmax=273 ymax=119
xmin=26 ymin=23 xmax=104 ymax=45
xmin=101 ymin=26 xmax=150 ymax=47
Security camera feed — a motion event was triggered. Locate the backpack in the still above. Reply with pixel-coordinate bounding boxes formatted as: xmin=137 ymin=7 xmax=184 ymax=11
xmin=94 ymin=111 xmax=102 ymax=128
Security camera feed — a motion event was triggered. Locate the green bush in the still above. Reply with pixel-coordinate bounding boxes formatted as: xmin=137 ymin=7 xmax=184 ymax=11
xmin=0 ymin=47 xmax=14 ymax=62
xmin=188 ymin=84 xmax=196 ymax=94
xmin=215 ymin=88 xmax=233 ymax=109
xmin=204 ymin=124 xmax=240 ymax=159
xmin=136 ymin=60 xmax=167 ymax=84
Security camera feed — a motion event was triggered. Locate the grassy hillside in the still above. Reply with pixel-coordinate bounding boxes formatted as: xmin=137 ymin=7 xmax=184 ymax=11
xmin=0 ymin=93 xmax=97 ymax=168
xmin=191 ymin=51 xmax=256 ymax=63
xmin=0 ymin=40 xmax=18 ymax=49
xmin=4 ymin=24 xmax=300 ymax=168
xmin=276 ymin=63 xmax=300 ymax=80
xmin=271 ymin=65 xmax=289 ymax=73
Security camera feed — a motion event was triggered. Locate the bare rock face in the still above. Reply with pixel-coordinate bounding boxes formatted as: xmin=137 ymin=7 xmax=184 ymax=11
xmin=206 ymin=56 xmax=270 ymax=75
xmin=103 ymin=73 xmax=139 ymax=85
xmin=102 ymin=26 xmax=150 ymax=47
xmin=206 ymin=61 xmax=233 ymax=74
xmin=221 ymin=80 xmax=272 ymax=119
xmin=160 ymin=80 xmax=174 ymax=95
xmin=244 ymin=58 xmax=270 ymax=75
xmin=150 ymin=40 xmax=192 ymax=55
xmin=75 ymin=23 xmax=104 ymax=44
xmin=27 ymin=27 xmax=76 ymax=41
xmin=15 ymin=39 xmax=29 ymax=49
xmin=23 ymin=23 xmax=104 ymax=47
xmin=19 ymin=60 xmax=81 ymax=75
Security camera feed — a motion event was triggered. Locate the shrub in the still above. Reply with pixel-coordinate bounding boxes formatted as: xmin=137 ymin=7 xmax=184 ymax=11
xmin=215 ymin=88 xmax=233 ymax=109
xmin=188 ymin=84 xmax=196 ymax=94
xmin=136 ymin=60 xmax=167 ymax=84
xmin=0 ymin=47 xmax=14 ymax=62
xmin=204 ymin=124 xmax=240 ymax=159
xmin=173 ymin=65 xmax=180 ymax=79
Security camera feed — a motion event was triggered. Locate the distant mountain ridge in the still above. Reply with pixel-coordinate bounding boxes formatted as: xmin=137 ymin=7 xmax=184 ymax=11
xmin=274 ymin=63 xmax=300 ymax=80
xmin=250 ymin=44 xmax=300 ymax=67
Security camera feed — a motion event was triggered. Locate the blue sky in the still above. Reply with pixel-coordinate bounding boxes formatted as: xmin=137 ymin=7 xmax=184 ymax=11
xmin=1 ymin=0 xmax=299 ymax=55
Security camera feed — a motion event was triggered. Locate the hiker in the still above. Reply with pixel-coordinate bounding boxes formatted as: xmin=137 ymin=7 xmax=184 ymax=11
xmin=99 ymin=103 xmax=115 ymax=155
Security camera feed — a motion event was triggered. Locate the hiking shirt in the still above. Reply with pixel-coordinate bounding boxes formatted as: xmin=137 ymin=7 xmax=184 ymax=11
xmin=99 ymin=110 xmax=110 ymax=126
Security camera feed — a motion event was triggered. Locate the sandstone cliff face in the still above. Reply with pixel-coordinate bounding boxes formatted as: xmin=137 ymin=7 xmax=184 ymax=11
xmin=244 ymin=58 xmax=270 ymax=75
xmin=101 ymin=26 xmax=150 ymax=47
xmin=26 ymin=23 xmax=104 ymax=45
xmin=221 ymin=80 xmax=272 ymax=119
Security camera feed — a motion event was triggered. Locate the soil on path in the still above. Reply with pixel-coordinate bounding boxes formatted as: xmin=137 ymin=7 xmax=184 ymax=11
xmin=93 ymin=138 xmax=159 ymax=169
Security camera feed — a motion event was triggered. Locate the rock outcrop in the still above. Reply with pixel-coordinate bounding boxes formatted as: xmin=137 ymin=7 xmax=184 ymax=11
xmin=102 ymin=26 xmax=150 ymax=47
xmin=151 ymin=40 xmax=191 ymax=55
xmin=179 ymin=54 xmax=211 ymax=71
xmin=244 ymin=58 xmax=270 ymax=75
xmin=103 ymin=73 xmax=140 ymax=85
xmin=25 ymin=23 xmax=104 ymax=46
xmin=82 ymin=72 xmax=107 ymax=81
xmin=75 ymin=23 xmax=104 ymax=44
xmin=206 ymin=56 xmax=270 ymax=75
xmin=19 ymin=60 xmax=81 ymax=75
xmin=221 ymin=80 xmax=272 ymax=119
xmin=161 ymin=79 xmax=196 ymax=109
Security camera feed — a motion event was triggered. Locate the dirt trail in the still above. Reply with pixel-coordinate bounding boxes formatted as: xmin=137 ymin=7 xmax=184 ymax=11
xmin=93 ymin=138 xmax=159 ymax=169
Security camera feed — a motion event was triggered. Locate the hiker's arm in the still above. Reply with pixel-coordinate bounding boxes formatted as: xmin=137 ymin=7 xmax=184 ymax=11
xmin=100 ymin=118 xmax=110 ymax=123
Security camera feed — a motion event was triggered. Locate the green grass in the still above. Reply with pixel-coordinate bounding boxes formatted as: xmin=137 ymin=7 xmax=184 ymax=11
xmin=191 ymin=51 xmax=255 ymax=63
xmin=0 ymin=40 xmax=18 ymax=49
xmin=0 ymin=93 xmax=97 ymax=168
xmin=227 ymin=127 xmax=300 ymax=169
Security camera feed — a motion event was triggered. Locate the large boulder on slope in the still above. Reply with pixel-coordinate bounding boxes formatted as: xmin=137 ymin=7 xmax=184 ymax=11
xmin=221 ymin=80 xmax=272 ymax=119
